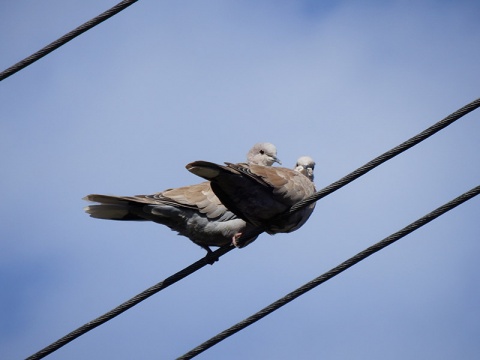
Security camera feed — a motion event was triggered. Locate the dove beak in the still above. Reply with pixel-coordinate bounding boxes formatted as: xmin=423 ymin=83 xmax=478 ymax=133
xmin=273 ymin=156 xmax=282 ymax=165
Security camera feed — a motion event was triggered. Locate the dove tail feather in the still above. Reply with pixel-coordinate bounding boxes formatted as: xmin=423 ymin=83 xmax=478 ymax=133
xmin=83 ymin=194 xmax=128 ymax=205
xmin=83 ymin=194 xmax=146 ymax=221
xmin=84 ymin=204 xmax=145 ymax=220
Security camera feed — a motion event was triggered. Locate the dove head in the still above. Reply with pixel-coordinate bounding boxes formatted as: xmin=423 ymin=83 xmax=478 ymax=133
xmin=294 ymin=156 xmax=315 ymax=181
xmin=247 ymin=142 xmax=281 ymax=166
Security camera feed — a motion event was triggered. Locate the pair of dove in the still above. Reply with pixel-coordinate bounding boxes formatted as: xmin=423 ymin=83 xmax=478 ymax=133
xmin=84 ymin=143 xmax=316 ymax=254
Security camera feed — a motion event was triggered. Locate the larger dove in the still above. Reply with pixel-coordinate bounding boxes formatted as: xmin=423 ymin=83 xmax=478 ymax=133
xmin=186 ymin=156 xmax=316 ymax=236
xmin=83 ymin=143 xmax=280 ymax=254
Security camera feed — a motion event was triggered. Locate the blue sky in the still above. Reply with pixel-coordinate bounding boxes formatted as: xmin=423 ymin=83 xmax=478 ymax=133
xmin=1 ymin=1 xmax=479 ymax=359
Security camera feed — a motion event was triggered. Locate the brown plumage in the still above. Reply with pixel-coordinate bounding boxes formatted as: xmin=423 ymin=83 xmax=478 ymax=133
xmin=186 ymin=156 xmax=316 ymax=235
xmin=83 ymin=143 xmax=280 ymax=254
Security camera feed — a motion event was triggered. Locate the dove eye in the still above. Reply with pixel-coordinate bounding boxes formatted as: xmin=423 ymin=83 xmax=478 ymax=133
xmin=259 ymin=150 xmax=265 ymax=154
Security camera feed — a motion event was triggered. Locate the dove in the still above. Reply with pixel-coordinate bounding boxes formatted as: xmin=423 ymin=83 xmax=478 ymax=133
xmin=83 ymin=143 xmax=280 ymax=256
xmin=186 ymin=156 xmax=316 ymax=237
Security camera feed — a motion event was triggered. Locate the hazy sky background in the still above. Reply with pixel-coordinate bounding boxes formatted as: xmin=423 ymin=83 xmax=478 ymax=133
xmin=1 ymin=1 xmax=479 ymax=359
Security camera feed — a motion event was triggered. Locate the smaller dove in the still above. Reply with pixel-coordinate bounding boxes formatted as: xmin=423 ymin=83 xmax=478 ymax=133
xmin=186 ymin=156 xmax=316 ymax=237
xmin=84 ymin=143 xmax=280 ymax=256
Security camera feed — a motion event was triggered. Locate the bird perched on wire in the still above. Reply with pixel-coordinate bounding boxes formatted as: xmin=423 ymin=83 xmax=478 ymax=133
xmin=186 ymin=156 xmax=316 ymax=242
xmin=83 ymin=143 xmax=280 ymax=256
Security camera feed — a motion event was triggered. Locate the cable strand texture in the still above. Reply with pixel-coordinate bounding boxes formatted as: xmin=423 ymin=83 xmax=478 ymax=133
xmin=23 ymin=96 xmax=479 ymax=359
xmin=3 ymin=0 xmax=478 ymax=357
xmin=25 ymin=245 xmax=234 ymax=360
xmin=0 ymin=0 xmax=139 ymax=81
xmin=289 ymin=97 xmax=480 ymax=213
xmin=178 ymin=185 xmax=480 ymax=359
xmin=27 ymin=98 xmax=480 ymax=360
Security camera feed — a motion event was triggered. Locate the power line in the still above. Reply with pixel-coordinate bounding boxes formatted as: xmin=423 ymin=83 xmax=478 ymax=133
xmin=0 ymin=0 xmax=139 ymax=82
xmin=24 ymin=97 xmax=478 ymax=359
xmin=25 ymin=245 xmax=234 ymax=360
xmin=288 ymin=97 xmax=480 ymax=214
xmin=4 ymin=2 xmax=476 ymax=358
xmin=177 ymin=185 xmax=480 ymax=359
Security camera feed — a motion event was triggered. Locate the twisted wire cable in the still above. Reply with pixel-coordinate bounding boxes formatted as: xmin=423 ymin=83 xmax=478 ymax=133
xmin=178 ymin=185 xmax=480 ymax=359
xmin=289 ymin=97 xmax=480 ymax=213
xmin=24 ymin=98 xmax=479 ymax=359
xmin=0 ymin=0 xmax=139 ymax=81
xmin=25 ymin=245 xmax=234 ymax=360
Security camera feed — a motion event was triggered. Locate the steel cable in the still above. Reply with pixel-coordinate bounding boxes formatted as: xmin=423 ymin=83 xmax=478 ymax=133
xmin=178 ymin=185 xmax=480 ymax=359
xmin=0 ymin=0 xmax=139 ymax=81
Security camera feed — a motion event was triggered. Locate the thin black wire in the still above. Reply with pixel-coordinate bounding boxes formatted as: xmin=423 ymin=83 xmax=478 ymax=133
xmin=289 ymin=97 xmax=480 ymax=213
xmin=178 ymin=185 xmax=480 ymax=359
xmin=0 ymin=0 xmax=139 ymax=82
xmin=4 ymin=0 xmax=476 ymax=358
xmin=25 ymin=97 xmax=479 ymax=359
xmin=25 ymin=245 xmax=234 ymax=360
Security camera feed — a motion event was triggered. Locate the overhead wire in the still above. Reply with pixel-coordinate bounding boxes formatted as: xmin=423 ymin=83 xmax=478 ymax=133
xmin=0 ymin=0 xmax=139 ymax=82
xmin=25 ymin=245 xmax=233 ymax=360
xmin=288 ymin=97 xmax=480 ymax=214
xmin=177 ymin=185 xmax=480 ymax=359
xmin=24 ymin=98 xmax=479 ymax=359
xmin=3 ymin=2 xmax=478 ymax=359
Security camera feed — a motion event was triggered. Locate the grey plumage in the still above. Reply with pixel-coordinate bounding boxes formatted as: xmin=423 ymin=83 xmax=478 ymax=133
xmin=186 ymin=156 xmax=316 ymax=235
xmin=84 ymin=143 xmax=280 ymax=253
